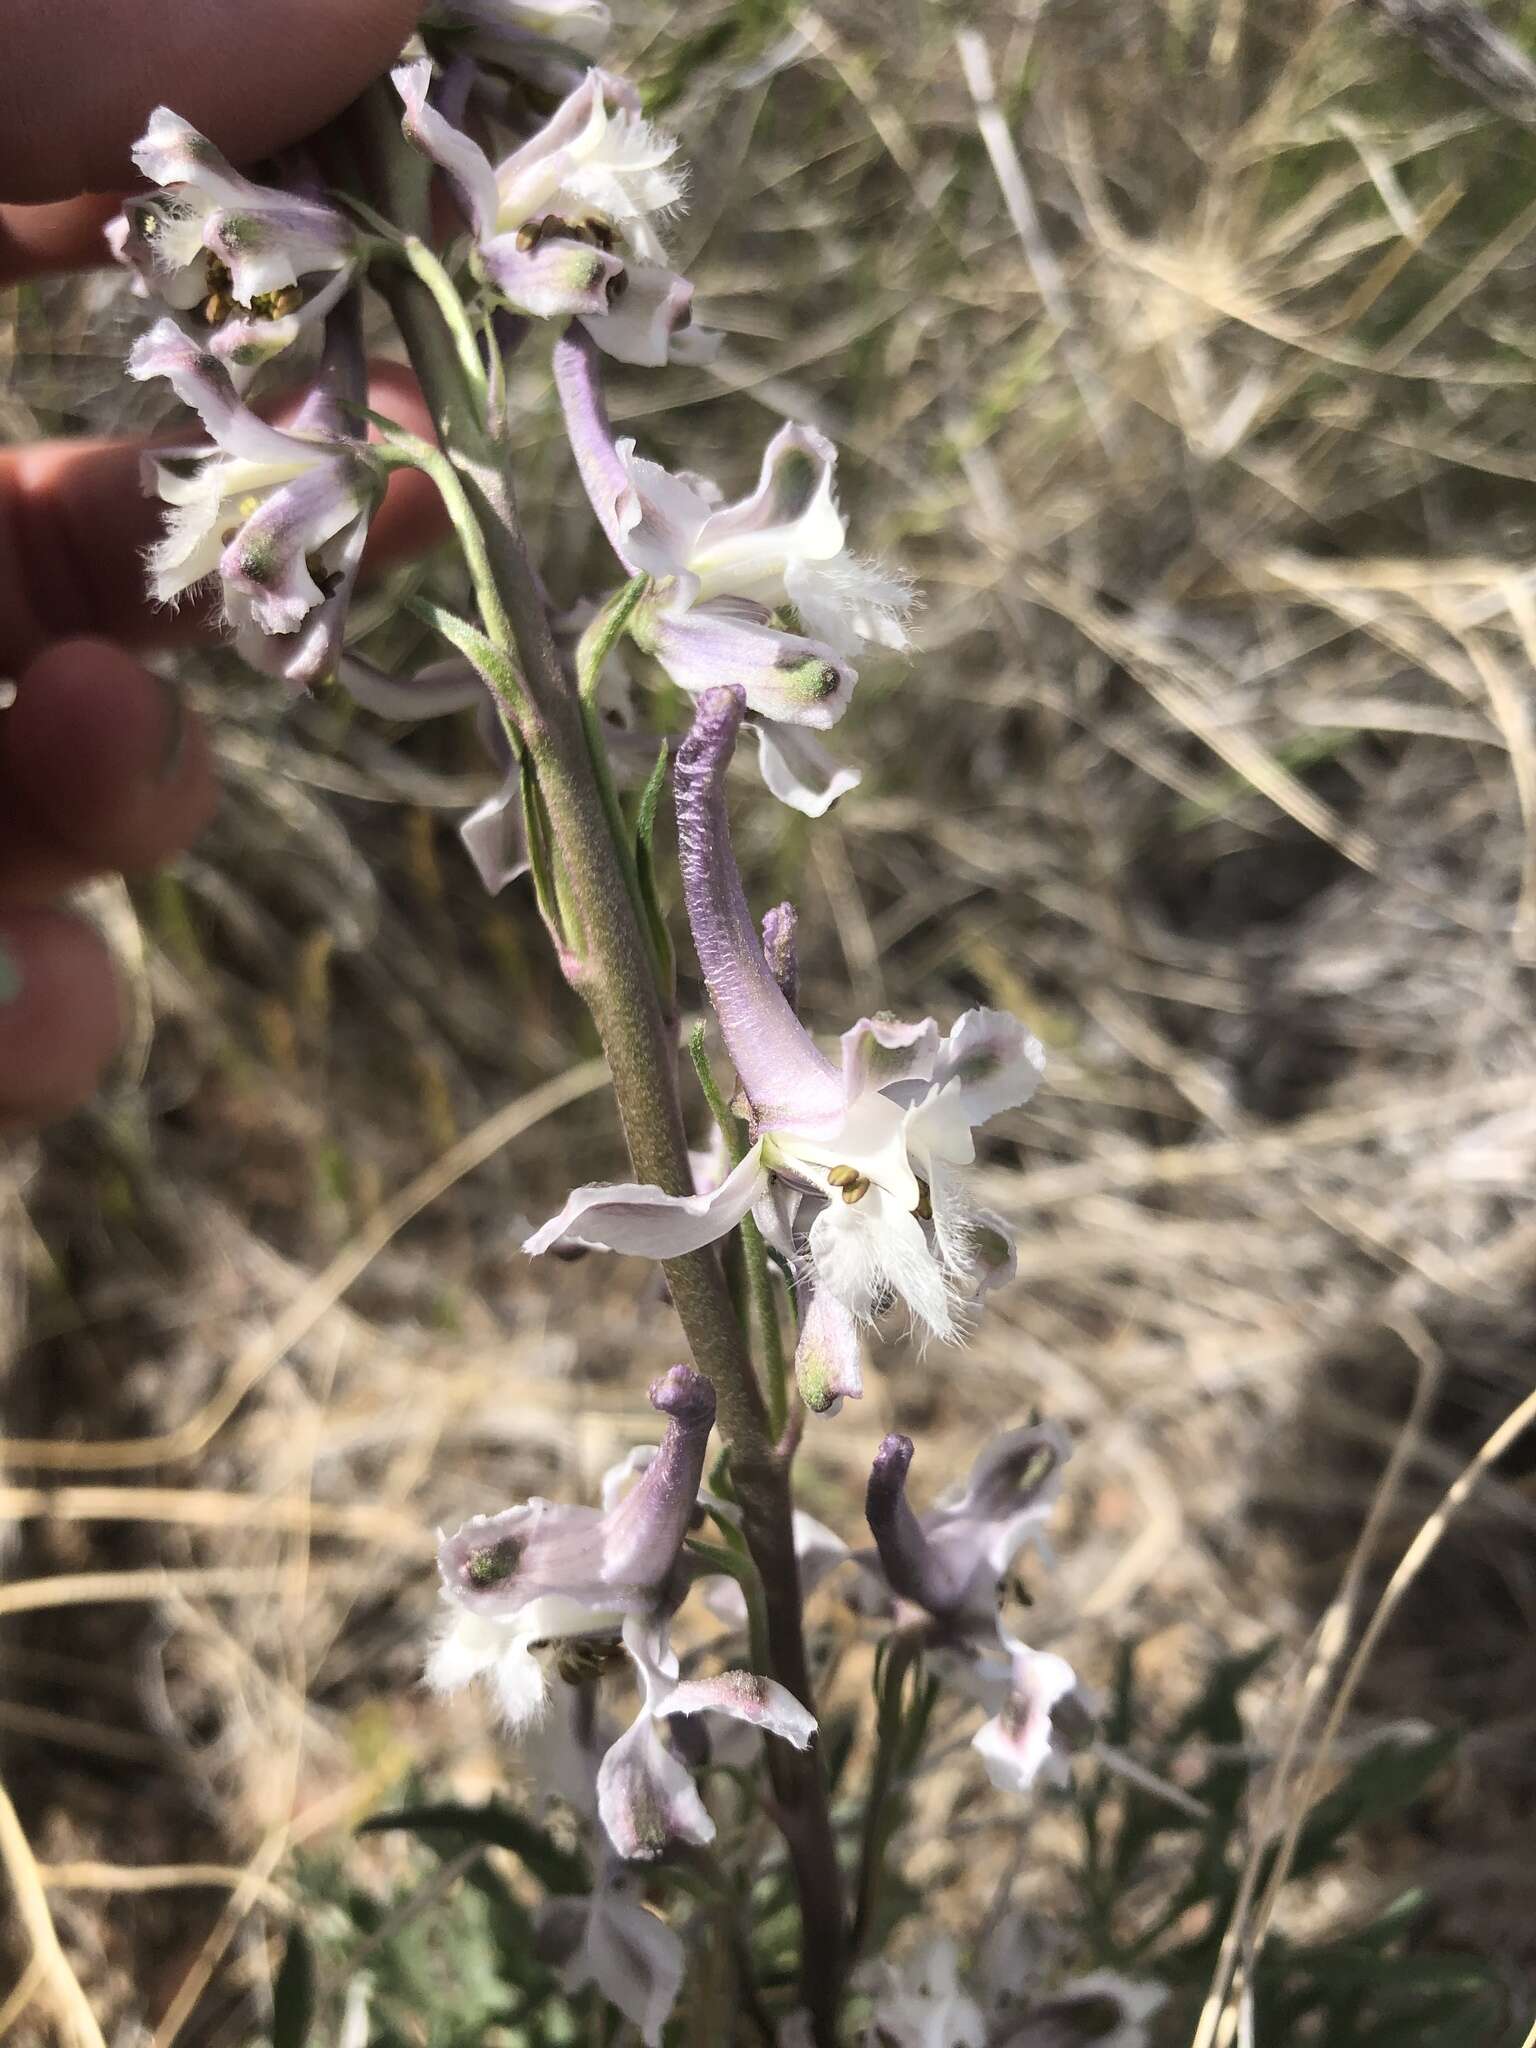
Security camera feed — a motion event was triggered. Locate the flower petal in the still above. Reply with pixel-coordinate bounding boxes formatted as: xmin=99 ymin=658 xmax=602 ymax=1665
xmin=808 ymin=1190 xmax=956 ymax=1339
xmin=460 ymin=764 xmax=529 ymax=893
xmin=675 ymin=690 xmax=847 ymax=1132
xmin=583 ymin=263 xmax=705 ymax=368
xmin=971 ymin=1645 xmax=1080 ymax=1794
xmin=544 ymin=1885 xmax=685 ymax=2048
xmin=653 ymin=1669 xmax=816 ymax=1749
xmin=596 ymin=1706 xmax=715 ymax=1859
xmin=784 ymin=550 xmax=913 ymax=657
xmin=751 ymin=720 xmax=861 ymax=816
xmin=424 ymin=1608 xmax=503 ymax=1693
xmin=693 ymin=421 xmax=846 ymax=579
xmin=839 ymin=1013 xmax=939 ymax=1102
xmin=481 ymin=231 xmax=622 ymax=317
xmin=946 ymin=1421 xmax=1070 ymax=1538
xmin=524 ymin=1141 xmax=769 ymax=1259
xmin=130 ymin=107 xmax=263 ymax=208
xmin=598 ymin=1365 xmax=715 ymax=1587
xmin=437 ymin=1367 xmax=712 ymax=1629
xmin=618 ymin=451 xmax=715 ymax=578
xmin=335 ymin=655 xmax=485 ymax=719
xmin=794 ymin=1283 xmax=863 ymax=1415
xmin=127 ymin=319 xmax=302 ymax=464
xmin=220 ymin=463 xmax=364 ymax=636
xmin=855 ymin=1935 xmax=988 ymax=2048
xmin=204 ymin=201 xmax=353 ymax=302
xmin=234 ymin=500 xmax=371 ymax=689
xmin=644 ymin=602 xmax=854 ymax=729
xmin=433 ymin=0 xmax=613 ymax=60
xmin=394 ymin=57 xmax=502 ymax=240
xmin=1018 ymin=1972 xmax=1168 ymax=2048
xmin=971 ymin=1206 xmax=1018 ymax=1295
xmin=933 ymin=1006 xmax=1047 ymax=1125
xmin=553 ymin=323 xmax=639 ymax=565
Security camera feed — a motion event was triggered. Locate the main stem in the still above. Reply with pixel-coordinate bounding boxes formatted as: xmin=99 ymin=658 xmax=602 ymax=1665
xmin=351 ymin=84 xmax=845 ymax=2035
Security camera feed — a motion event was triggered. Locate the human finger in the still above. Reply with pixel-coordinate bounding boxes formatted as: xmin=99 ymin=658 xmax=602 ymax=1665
xmin=0 ymin=639 xmax=218 ymax=905
xmin=0 ymin=906 xmax=124 ymax=1127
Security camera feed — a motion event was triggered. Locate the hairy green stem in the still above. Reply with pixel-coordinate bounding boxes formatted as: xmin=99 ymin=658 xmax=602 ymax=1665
xmin=688 ymin=1024 xmax=790 ymax=1437
xmin=403 ymin=236 xmax=489 ymax=404
xmin=350 ymin=79 xmax=846 ymax=2037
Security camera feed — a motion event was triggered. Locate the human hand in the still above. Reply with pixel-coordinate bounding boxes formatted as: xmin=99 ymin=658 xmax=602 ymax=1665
xmin=0 ymin=0 xmax=438 ymax=1129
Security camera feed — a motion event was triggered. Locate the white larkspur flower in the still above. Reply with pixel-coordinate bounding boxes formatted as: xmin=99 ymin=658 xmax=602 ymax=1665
xmin=970 ymin=1641 xmax=1083 ymax=1796
xmin=395 ymin=59 xmax=705 ymax=367
xmin=859 ymin=1926 xmax=1167 ymax=2048
xmin=525 ymin=689 xmax=1041 ymax=1404
xmin=127 ymin=319 xmax=378 ymax=688
xmin=862 ymin=1428 xmax=1094 ymax=1800
xmin=427 ymin=1366 xmax=815 ymax=1860
xmin=856 ymin=1936 xmax=987 ymax=2048
xmin=557 ymin=328 xmax=911 ymax=813
xmin=108 ymin=108 xmax=356 ymax=390
xmin=538 ymin=1872 xmax=683 ymax=2047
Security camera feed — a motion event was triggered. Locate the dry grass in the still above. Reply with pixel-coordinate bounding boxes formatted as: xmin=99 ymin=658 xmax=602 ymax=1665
xmin=8 ymin=0 xmax=1536 ymax=2037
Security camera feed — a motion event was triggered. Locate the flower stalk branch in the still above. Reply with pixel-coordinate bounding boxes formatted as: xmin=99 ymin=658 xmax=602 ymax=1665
xmin=348 ymin=73 xmax=847 ymax=2039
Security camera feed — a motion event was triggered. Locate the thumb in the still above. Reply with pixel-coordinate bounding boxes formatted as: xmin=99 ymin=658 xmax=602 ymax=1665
xmin=0 ymin=0 xmax=421 ymax=204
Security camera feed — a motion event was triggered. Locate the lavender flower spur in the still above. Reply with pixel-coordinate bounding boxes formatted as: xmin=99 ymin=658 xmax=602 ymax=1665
xmin=864 ymin=1427 xmax=1092 ymax=1797
xmin=428 ymin=1366 xmax=815 ymax=1860
xmin=395 ymin=59 xmax=700 ymax=365
xmin=128 ymin=320 xmax=379 ymax=687
xmin=109 ymin=109 xmax=357 ymax=389
xmin=525 ymin=688 xmax=1044 ymax=1410
xmin=557 ymin=327 xmax=909 ymax=813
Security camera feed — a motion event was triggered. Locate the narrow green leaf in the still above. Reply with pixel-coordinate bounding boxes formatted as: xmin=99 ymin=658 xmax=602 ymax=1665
xmin=636 ymin=739 xmax=669 ymax=857
xmin=634 ymin=739 xmax=675 ymax=1004
xmin=406 ymin=595 xmax=526 ymax=722
xmin=575 ymin=574 xmax=651 ymax=702
xmin=519 ymin=750 xmax=567 ymax=948
xmin=358 ymin=1800 xmax=590 ymax=1895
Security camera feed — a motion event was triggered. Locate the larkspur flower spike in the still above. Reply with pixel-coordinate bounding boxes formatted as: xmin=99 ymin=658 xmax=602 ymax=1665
xmin=109 ymin=109 xmax=357 ymax=390
xmin=526 ymin=688 xmax=1045 ymax=1410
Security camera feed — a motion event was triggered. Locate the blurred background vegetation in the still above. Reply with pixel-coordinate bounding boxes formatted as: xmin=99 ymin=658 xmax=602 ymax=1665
xmin=6 ymin=0 xmax=1536 ymax=2038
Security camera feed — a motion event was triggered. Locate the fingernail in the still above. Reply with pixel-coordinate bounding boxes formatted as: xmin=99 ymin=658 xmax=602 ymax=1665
xmin=154 ymin=672 xmax=188 ymax=783
xmin=0 ymin=941 xmax=22 ymax=1005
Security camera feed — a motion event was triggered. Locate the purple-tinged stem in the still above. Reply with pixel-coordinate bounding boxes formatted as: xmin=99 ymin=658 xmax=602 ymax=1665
xmin=350 ymin=81 xmax=846 ymax=2041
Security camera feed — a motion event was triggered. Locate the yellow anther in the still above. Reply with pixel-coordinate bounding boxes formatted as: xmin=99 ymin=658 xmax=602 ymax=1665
xmin=237 ymin=495 xmax=263 ymax=518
